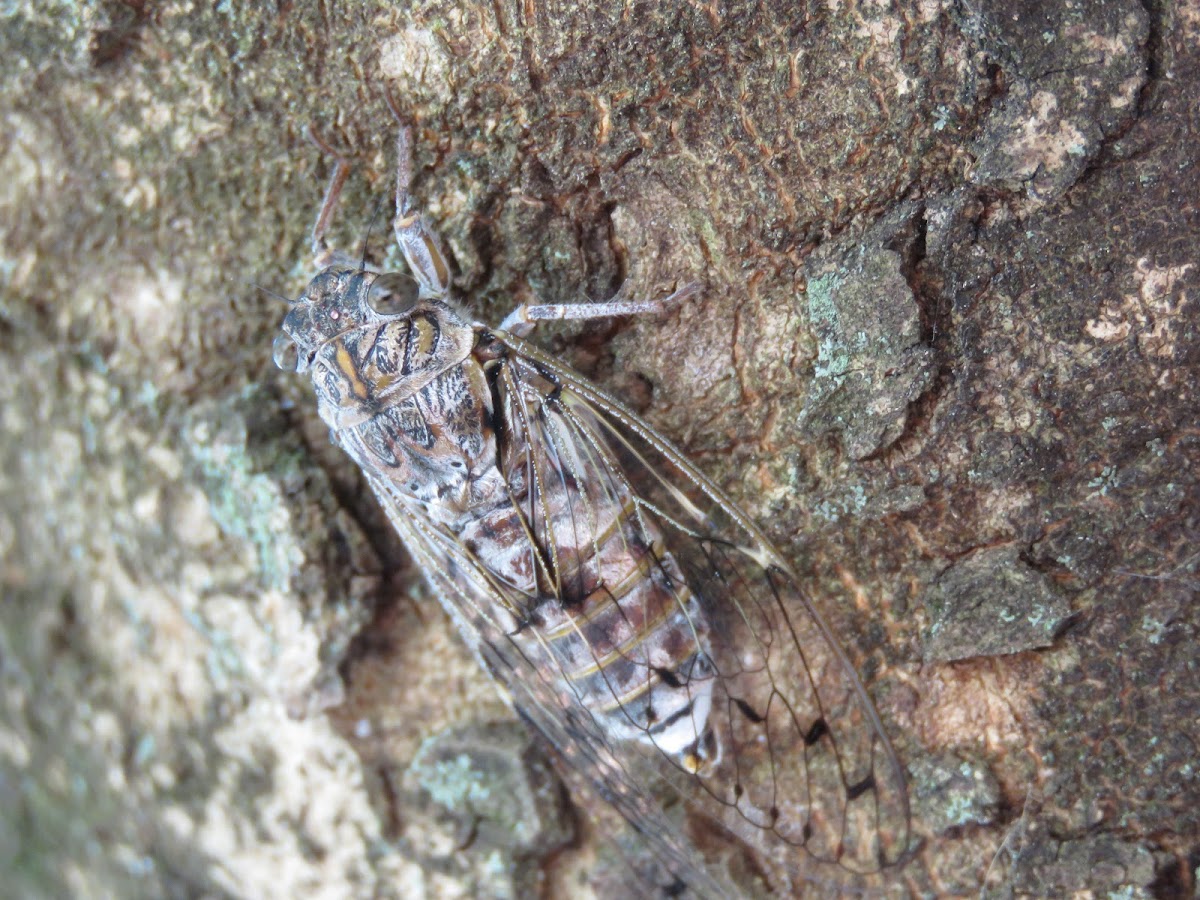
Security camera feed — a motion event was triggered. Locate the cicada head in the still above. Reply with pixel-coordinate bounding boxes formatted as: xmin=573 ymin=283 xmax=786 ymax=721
xmin=272 ymin=265 xmax=378 ymax=375
xmin=274 ymin=263 xmax=480 ymax=448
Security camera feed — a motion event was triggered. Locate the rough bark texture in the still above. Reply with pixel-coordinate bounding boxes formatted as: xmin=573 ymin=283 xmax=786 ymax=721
xmin=1 ymin=0 xmax=1196 ymax=898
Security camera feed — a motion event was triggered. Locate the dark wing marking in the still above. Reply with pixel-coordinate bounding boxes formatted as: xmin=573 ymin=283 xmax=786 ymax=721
xmin=365 ymin=473 xmax=735 ymax=900
xmin=496 ymin=332 xmax=913 ymax=877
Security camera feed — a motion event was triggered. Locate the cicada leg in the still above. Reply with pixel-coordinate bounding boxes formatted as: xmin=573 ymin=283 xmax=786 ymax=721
xmin=306 ymin=125 xmax=381 ymax=272
xmin=498 ymin=282 xmax=702 ymax=337
xmin=392 ymin=124 xmax=454 ymax=300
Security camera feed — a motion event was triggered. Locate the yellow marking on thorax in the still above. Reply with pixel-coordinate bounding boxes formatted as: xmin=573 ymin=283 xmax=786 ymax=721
xmin=412 ymin=314 xmax=438 ymax=357
xmin=372 ymin=372 xmax=399 ymax=394
xmin=335 ymin=344 xmax=369 ymax=400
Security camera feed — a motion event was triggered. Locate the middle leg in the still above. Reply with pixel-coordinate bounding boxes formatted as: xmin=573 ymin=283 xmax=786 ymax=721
xmin=498 ymin=282 xmax=702 ymax=336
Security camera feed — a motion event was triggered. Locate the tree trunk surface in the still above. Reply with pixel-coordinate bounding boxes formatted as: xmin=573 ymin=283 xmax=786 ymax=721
xmin=1 ymin=1 xmax=1196 ymax=897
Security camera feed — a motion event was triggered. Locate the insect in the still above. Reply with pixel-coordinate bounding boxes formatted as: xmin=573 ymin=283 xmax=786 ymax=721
xmin=273 ymin=120 xmax=911 ymax=896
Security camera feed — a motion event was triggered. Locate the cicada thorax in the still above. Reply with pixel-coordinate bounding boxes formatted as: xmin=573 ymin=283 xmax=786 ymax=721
xmin=295 ymin=283 xmax=503 ymax=510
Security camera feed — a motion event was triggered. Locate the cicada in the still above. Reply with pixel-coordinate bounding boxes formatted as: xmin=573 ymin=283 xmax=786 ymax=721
xmin=272 ymin=122 xmax=911 ymax=897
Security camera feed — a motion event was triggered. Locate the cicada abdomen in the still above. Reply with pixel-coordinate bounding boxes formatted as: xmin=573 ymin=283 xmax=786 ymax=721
xmin=274 ymin=120 xmax=911 ymax=896
xmin=487 ymin=352 xmax=722 ymax=772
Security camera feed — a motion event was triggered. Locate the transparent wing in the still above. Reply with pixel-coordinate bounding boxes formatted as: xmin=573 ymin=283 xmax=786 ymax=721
xmin=493 ymin=332 xmax=913 ymax=878
xmin=361 ymin=328 xmax=911 ymax=895
xmin=366 ymin=472 xmax=735 ymax=899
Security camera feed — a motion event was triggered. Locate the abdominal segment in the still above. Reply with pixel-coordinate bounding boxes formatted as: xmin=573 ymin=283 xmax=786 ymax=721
xmin=530 ymin=537 xmax=717 ymax=767
xmin=460 ymin=370 xmax=720 ymax=771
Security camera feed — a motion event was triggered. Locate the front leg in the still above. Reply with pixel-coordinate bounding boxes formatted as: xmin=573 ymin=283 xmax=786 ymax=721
xmin=393 ymin=125 xmax=453 ymax=299
xmin=306 ymin=125 xmax=381 ymax=272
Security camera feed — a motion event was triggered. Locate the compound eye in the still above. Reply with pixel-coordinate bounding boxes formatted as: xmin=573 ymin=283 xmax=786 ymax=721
xmin=368 ymin=272 xmax=419 ymax=317
xmin=272 ymin=333 xmax=300 ymax=372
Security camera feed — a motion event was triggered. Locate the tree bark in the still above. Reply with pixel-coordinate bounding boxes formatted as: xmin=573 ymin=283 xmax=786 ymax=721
xmin=1 ymin=0 xmax=1195 ymax=897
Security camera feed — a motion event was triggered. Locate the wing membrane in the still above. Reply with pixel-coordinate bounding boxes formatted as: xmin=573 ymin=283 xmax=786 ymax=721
xmin=367 ymin=472 xmax=734 ymax=898
xmin=498 ymin=334 xmax=912 ymax=875
xmin=361 ymin=330 xmax=910 ymax=895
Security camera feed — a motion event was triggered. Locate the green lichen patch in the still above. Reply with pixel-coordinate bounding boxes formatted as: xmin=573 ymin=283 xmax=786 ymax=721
xmin=922 ymin=545 xmax=1071 ymax=663
xmin=799 ymin=207 xmax=936 ymax=460
xmin=401 ymin=721 xmax=574 ymax=899
xmin=910 ymin=752 xmax=1001 ymax=835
